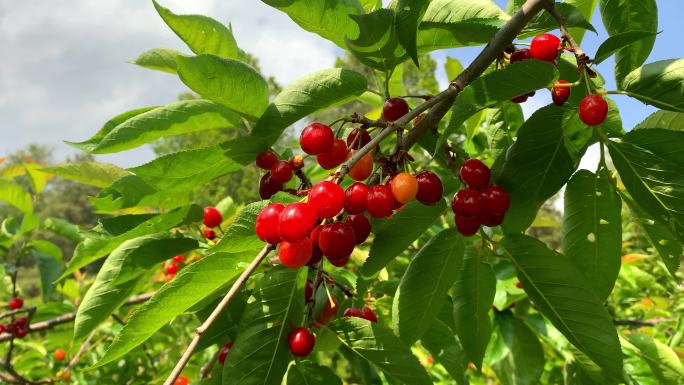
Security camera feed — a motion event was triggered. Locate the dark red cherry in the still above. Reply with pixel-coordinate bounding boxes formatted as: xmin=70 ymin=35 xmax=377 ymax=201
xmin=459 ymin=159 xmax=491 ymax=188
xmin=278 ymin=238 xmax=313 ymax=268
xmin=289 ymin=327 xmax=315 ymax=357
xmin=14 ymin=326 xmax=27 ymax=338
xmin=451 ymin=188 xmax=484 ymax=218
xmin=315 ymin=296 xmax=339 ymax=325
xmin=270 ymin=160 xmax=294 ymax=183
xmin=343 ymin=306 xmax=378 ymax=323
xmin=259 ymin=173 xmax=283 ymax=200
xmin=218 ymin=341 xmax=233 ymax=365
xmin=308 ymin=181 xmax=345 ymax=219
xmin=481 ymin=185 xmax=511 ymax=214
xmin=346 ymin=128 xmax=372 ymax=150
xmin=15 ymin=317 xmax=28 ymax=327
xmin=511 ymin=95 xmax=529 ymax=104
xmin=345 ymin=214 xmax=371 ymax=245
xmin=415 ymin=171 xmax=443 ymax=205
xmin=510 ymin=48 xmax=531 ymax=63
xmin=300 ymin=123 xmax=334 ymax=155
xmin=319 ymin=223 xmax=356 ymax=260
xmin=455 ymin=215 xmax=481 ymax=236
xmin=305 ymin=280 xmax=314 ymax=301
xmin=481 ymin=212 xmax=505 ymax=227
xmin=327 ymin=254 xmax=350 ymax=267
xmin=256 ymin=150 xmax=279 ymax=170
xmin=316 ymin=139 xmax=348 ymax=170
xmin=165 ymin=262 xmax=179 ymax=275
xmin=530 ymin=33 xmax=561 ymax=63
xmin=345 ymin=182 xmax=369 ymax=214
xmin=365 ymin=185 xmax=394 ymax=218
xmin=579 ymin=94 xmax=608 ymax=126
xmin=203 ymin=207 xmax=223 ymax=228
xmin=383 ymin=98 xmax=410 ymax=122
xmin=8 ymin=297 xmax=23 ymax=310
xmin=308 ymin=225 xmax=324 ymax=266
xmin=256 ymin=203 xmax=285 ymax=244
xmin=552 ymin=80 xmax=571 ymax=106
xmin=278 ymin=202 xmax=317 ymax=242
xmin=204 ymin=229 xmax=216 ymax=240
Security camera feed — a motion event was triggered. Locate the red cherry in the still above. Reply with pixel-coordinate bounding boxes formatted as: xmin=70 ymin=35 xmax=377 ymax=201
xmin=15 ymin=317 xmax=28 ymax=327
xmin=481 ymin=185 xmax=511 ymax=214
xmin=345 ymin=182 xmax=369 ymax=214
xmin=319 ymin=223 xmax=356 ymax=260
xmin=289 ymin=327 xmax=315 ymax=357
xmin=203 ymin=207 xmax=222 ymax=228
xmin=346 ymin=128 xmax=372 ymax=150
xmin=481 ymin=212 xmax=505 ymax=227
xmin=459 ymin=159 xmax=491 ymax=188
xmin=451 ymin=188 xmax=484 ymax=218
xmin=552 ymin=80 xmax=571 ymax=106
xmin=278 ymin=238 xmax=313 ymax=268
xmin=278 ymin=202 xmax=316 ymax=241
xmin=172 ymin=255 xmax=184 ymax=264
xmin=316 ymin=139 xmax=348 ymax=170
xmin=204 ymin=229 xmax=216 ymax=240
xmin=14 ymin=326 xmax=27 ymax=339
xmin=5 ymin=323 xmax=16 ymax=334
xmin=510 ymin=48 xmax=531 ymax=63
xmin=218 ymin=341 xmax=233 ymax=365
xmin=174 ymin=375 xmax=189 ymax=385
xmin=515 ymin=282 xmax=523 ymax=289
xmin=365 ymin=185 xmax=394 ymax=218
xmin=305 ymin=281 xmax=314 ymax=301
xmin=256 ymin=150 xmax=279 ymax=170
xmin=300 ymin=123 xmax=334 ymax=155
xmin=315 ymin=296 xmax=339 ymax=325
xmin=348 ymin=151 xmax=374 ymax=181
xmin=530 ymin=33 xmax=560 ymax=62
xmin=308 ymin=181 xmax=345 ymax=219
xmin=308 ymin=225 xmax=324 ymax=266
xmin=511 ymin=95 xmax=529 ymax=104
xmin=328 ymin=254 xmax=350 ymax=267
xmin=455 ymin=215 xmax=481 ymax=236
xmin=345 ymin=214 xmax=371 ymax=245
xmin=8 ymin=297 xmax=23 ymax=310
xmin=270 ymin=160 xmax=294 ymax=183
xmin=256 ymin=203 xmax=285 ymax=244
xmin=415 ymin=172 xmax=444 ymax=205
xmin=165 ymin=262 xmax=179 ymax=275
xmin=259 ymin=173 xmax=283 ymax=200
xmin=383 ymin=98 xmax=410 ymax=122
xmin=578 ymin=94 xmax=608 ymax=126
xmin=0 ymin=324 xmax=5 ymax=334
xmin=343 ymin=306 xmax=378 ymax=323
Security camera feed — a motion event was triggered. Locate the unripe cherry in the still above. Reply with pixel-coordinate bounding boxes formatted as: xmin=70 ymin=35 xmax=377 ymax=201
xmin=308 ymin=181 xmax=345 ymax=219
xmin=270 ymin=160 xmax=294 ymax=183
xmin=315 ymin=296 xmax=339 ymax=325
xmin=451 ymin=188 xmax=484 ymax=218
xmin=510 ymin=48 xmax=531 ymax=63
xmin=278 ymin=238 xmax=313 ymax=268
xmin=348 ymin=151 xmax=374 ymax=181
xmin=552 ymin=80 xmax=571 ymax=106
xmin=345 ymin=182 xmax=369 ymax=214
xmin=300 ymin=122 xmax=334 ymax=155
xmin=259 ymin=173 xmax=283 ymax=199
xmin=204 ymin=229 xmax=216 ymax=240
xmin=530 ymin=33 xmax=561 ymax=62
xmin=343 ymin=306 xmax=378 ymax=323
xmin=289 ymin=327 xmax=315 ymax=357
xmin=165 ymin=262 xmax=179 ymax=275
xmin=578 ymin=94 xmax=608 ymax=126
xmin=455 ymin=215 xmax=481 ymax=236
xmin=345 ymin=214 xmax=372 ymax=245
xmin=278 ymin=202 xmax=317 ymax=242
xmin=256 ymin=150 xmax=279 ymax=170
xmin=390 ymin=172 xmax=419 ymax=204
xmin=346 ymin=128 xmax=372 ymax=150
xmin=319 ymin=222 xmax=356 ymax=260
xmin=8 ymin=297 xmax=23 ymax=310
xmin=54 ymin=348 xmax=67 ymax=362
xmin=317 ymin=139 xmax=348 ymax=169
xmin=459 ymin=159 xmax=491 ymax=188
xmin=218 ymin=341 xmax=233 ymax=365
xmin=365 ymin=185 xmax=394 ymax=218
xmin=415 ymin=172 xmax=443 ymax=205
xmin=383 ymin=97 xmax=410 ymax=122
xmin=203 ymin=207 xmax=223 ymax=228
xmin=256 ymin=203 xmax=285 ymax=244
xmin=481 ymin=185 xmax=511 ymax=214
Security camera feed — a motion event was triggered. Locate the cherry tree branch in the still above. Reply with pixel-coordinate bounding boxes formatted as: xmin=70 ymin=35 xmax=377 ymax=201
xmin=544 ymin=2 xmax=586 ymax=60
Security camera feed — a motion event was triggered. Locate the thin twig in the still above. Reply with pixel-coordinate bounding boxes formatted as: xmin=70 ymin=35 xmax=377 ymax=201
xmin=199 ymin=349 xmax=220 ymax=379
xmin=0 ymin=307 xmax=35 ymax=321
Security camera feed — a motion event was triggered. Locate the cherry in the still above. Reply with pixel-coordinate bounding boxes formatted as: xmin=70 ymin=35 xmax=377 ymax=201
xmin=300 ymin=122 xmax=334 ymax=155
xmin=578 ymin=94 xmax=608 ymax=126
xmin=203 ymin=207 xmax=223 ymax=228
xmin=481 ymin=185 xmax=510 ymax=214
xmin=5 ymin=323 xmax=16 ymax=334
xmin=365 ymin=185 xmax=394 ymax=218
xmin=278 ymin=238 xmax=313 ymax=268
xmin=172 ymin=255 xmax=184 ymax=264
xmin=515 ymin=281 xmax=523 ymax=289
xmin=218 ymin=341 xmax=233 ymax=365
xmin=204 ymin=229 xmax=216 ymax=240
xmin=289 ymin=327 xmax=315 ymax=357
xmin=278 ymin=203 xmax=316 ymax=242
xmin=256 ymin=150 xmax=279 ymax=170
xmin=315 ymin=296 xmax=339 ymax=325
xmin=415 ymin=172 xmax=444 ymax=205
xmin=15 ymin=326 xmax=27 ymax=338
xmin=511 ymin=95 xmax=528 ymax=104
xmin=165 ymin=262 xmax=179 ymax=275
xmin=346 ymin=128 xmax=372 ymax=150
xmin=481 ymin=212 xmax=505 ymax=227
xmin=530 ymin=33 xmax=560 ymax=63
xmin=256 ymin=203 xmax=285 ymax=244
xmin=455 ymin=215 xmax=481 ymax=236
xmin=451 ymin=188 xmax=484 ymax=218
xmin=15 ymin=317 xmax=28 ymax=327
xmin=510 ymin=48 xmax=531 ymax=63
xmin=54 ymin=348 xmax=67 ymax=362
xmin=459 ymin=159 xmax=490 ymax=188
xmin=319 ymin=223 xmax=356 ymax=260
xmin=328 ymin=254 xmax=350 ymax=267
xmin=165 ymin=274 xmax=175 ymax=282
xmin=174 ymin=375 xmax=189 ymax=385
xmin=305 ymin=281 xmax=314 ymax=301
xmin=552 ymin=80 xmax=571 ymax=106
xmin=383 ymin=97 xmax=410 ymax=122
xmin=308 ymin=181 xmax=345 ymax=219
xmin=0 ymin=324 xmax=5 ymax=334
xmin=343 ymin=306 xmax=378 ymax=323
xmin=317 ymin=139 xmax=348 ymax=170
xmin=390 ymin=172 xmax=418 ymax=204
xmin=345 ymin=214 xmax=371 ymax=245
xmin=8 ymin=297 xmax=23 ymax=310
xmin=348 ymin=151 xmax=374 ymax=181
xmin=345 ymin=182 xmax=368 ymax=214
xmin=270 ymin=160 xmax=294 ymax=183
xmin=308 ymin=225 xmax=324 ymax=266
xmin=259 ymin=173 xmax=283 ymax=199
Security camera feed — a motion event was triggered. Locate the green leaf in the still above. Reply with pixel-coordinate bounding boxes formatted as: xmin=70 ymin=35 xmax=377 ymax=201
xmin=392 ymin=229 xmax=464 ymax=344
xmin=634 ymin=110 xmax=684 ymax=131
xmin=621 ymin=59 xmax=684 ymax=112
xmin=496 ymin=313 xmax=545 ymax=385
xmin=67 ymin=106 xmax=156 ymax=151
xmin=94 ymin=248 xmax=260 ymax=368
xmin=41 ymin=162 xmax=129 ymax=188
xmin=223 ymin=267 xmax=306 ymax=384
xmin=31 ymin=240 xmax=64 ymax=300
xmin=24 ymin=163 xmax=47 ymax=193
xmin=599 ymin=0 xmax=658 ymax=83
xmin=209 ymin=201 xmax=268 ymax=255
xmin=593 ymin=31 xmax=659 ymax=65
xmin=131 ymin=48 xmax=186 ymax=74
xmin=261 ymin=0 xmax=362 ymax=48
xmin=501 ymin=235 xmax=623 ymax=377
xmin=421 ymin=319 xmax=467 ymax=385
xmin=75 ymin=233 xmax=198 ymax=340
xmin=42 ymin=217 xmax=82 ymax=242
xmin=452 ymin=246 xmax=496 ymax=369
xmin=361 ymin=199 xmax=446 ymax=277
xmin=564 ymin=0 xmax=599 ymax=44
xmin=561 ymin=97 xmax=623 ymax=155
xmin=152 ymin=0 xmax=238 ymax=59
xmin=286 ymin=362 xmax=342 ymax=385
xmin=0 ymin=180 xmax=33 ymax=213
xmin=176 ymin=55 xmax=269 ymax=118
xmin=622 ymin=128 xmax=684 ymax=169
xmin=444 ymin=56 xmax=464 ymax=81
xmin=345 ymin=9 xmax=407 ymax=72
xmin=68 ymin=100 xmax=242 ymax=154
xmin=395 ymin=0 xmax=429 ymax=66
xmin=562 ymin=170 xmax=622 ymax=301
xmin=497 ymin=105 xmax=578 ymax=233
xmin=251 ymin=68 xmax=367 ymax=148
xmin=623 ymin=333 xmax=684 ymax=385
xmin=327 ymin=317 xmax=432 ymax=385
xmin=520 ymin=3 xmax=596 ymax=37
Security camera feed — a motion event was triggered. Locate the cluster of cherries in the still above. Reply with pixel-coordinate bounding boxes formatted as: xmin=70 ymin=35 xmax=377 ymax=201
xmin=163 ymin=254 xmax=185 ymax=282
xmin=511 ymin=33 xmax=609 ymax=126
xmin=202 ymin=206 xmax=223 ymax=241
xmin=0 ymin=297 xmax=29 ymax=339
xmin=451 ymin=159 xmax=511 ymax=236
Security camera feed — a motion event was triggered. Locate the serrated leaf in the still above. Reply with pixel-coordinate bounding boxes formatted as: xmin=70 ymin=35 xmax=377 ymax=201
xmin=41 ymin=162 xmax=129 ymax=188
xmin=452 ymin=246 xmax=496 ymax=369
xmin=223 ymin=267 xmax=306 ymax=385
xmin=209 ymin=201 xmax=268 ymax=255
xmin=176 ymin=55 xmax=269 ymax=119
xmin=395 ymin=0 xmax=429 ymax=66
xmin=392 ymin=229 xmax=463 ymax=344
xmin=31 ymin=240 xmax=64 ymax=300
xmin=132 ymin=48 xmax=186 ymax=74
xmin=564 ymin=0 xmax=599 ymax=44
xmin=345 ymin=9 xmax=408 ymax=72
xmin=621 ymin=59 xmax=684 ymax=112
xmin=286 ymin=362 xmax=342 ymax=385
xmin=421 ymin=319 xmax=467 ymax=385
xmin=0 ymin=180 xmax=33 ymax=213
xmin=521 ymin=3 xmax=596 ymax=37
xmin=496 ymin=313 xmax=545 ymax=385
xmin=152 ymin=0 xmax=238 ymax=59
xmin=622 ymin=128 xmax=684 ymax=169
xmin=593 ymin=31 xmax=658 ymax=65
xmin=327 ymin=317 xmax=432 ymax=385
xmin=501 ymin=235 xmax=623 ymax=377
xmin=634 ymin=110 xmax=684 ymax=131
xmin=623 ymin=333 xmax=684 ymax=385
xmin=67 ymin=106 xmax=156 ymax=151
xmin=361 ymin=199 xmax=446 ymax=277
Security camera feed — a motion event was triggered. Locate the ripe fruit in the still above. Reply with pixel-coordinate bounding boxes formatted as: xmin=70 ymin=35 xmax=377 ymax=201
xmin=300 ymin=123 xmax=334 ymax=155
xmin=511 ymin=95 xmax=528 ymax=104
xmin=175 ymin=375 xmax=189 ymax=385
xmin=256 ymin=203 xmax=285 ymax=244
xmin=455 ymin=215 xmax=481 ymax=236
xmin=343 ymin=306 xmax=378 ymax=323
xmin=383 ymin=97 xmax=410 ymax=122
xmin=459 ymin=159 xmax=491 ymax=188
xmin=365 ymin=185 xmax=394 ymax=218
xmin=390 ymin=172 xmax=419 ymax=204
xmin=15 ymin=317 xmax=28 ymax=327
xmin=530 ymin=33 xmax=560 ymax=62
xmin=278 ymin=203 xmax=317 ymax=242
xmin=256 ymin=150 xmax=279 ymax=170
xmin=316 ymin=296 xmax=339 ymax=325
xmin=172 ymin=255 xmax=184 ymax=264
xmin=346 ymin=128 xmax=372 ymax=150
xmin=451 ymin=188 xmax=484 ymax=218
xmin=278 ymin=238 xmax=313 ymax=268
xmin=415 ymin=172 xmax=444 ymax=205
xmin=0 ymin=324 xmax=5 ymax=334
xmin=345 ymin=214 xmax=371 ymax=244
xmin=510 ymin=48 xmax=531 ymax=63
xmin=289 ymin=327 xmax=315 ymax=357
xmin=308 ymin=181 xmax=345 ymax=219
xmin=345 ymin=182 xmax=369 ymax=214
xmin=203 ymin=207 xmax=222 ymax=228
xmin=15 ymin=326 xmax=27 ymax=338
xmin=8 ymin=297 xmax=23 ymax=310
xmin=259 ymin=173 xmax=283 ymax=199
xmin=328 ymin=254 xmax=350 ymax=267
xmin=54 ymin=348 xmax=67 ymax=362
xmin=481 ymin=212 xmax=505 ymax=227
xmin=552 ymin=80 xmax=571 ymax=106
xmin=348 ymin=151 xmax=374 ymax=181
xmin=319 ymin=223 xmax=356 ymax=260
xmin=308 ymin=225 xmax=324 ymax=266
xmin=218 ymin=341 xmax=233 ymax=365
xmin=270 ymin=160 xmax=294 ymax=183
xmin=481 ymin=185 xmax=511 ymax=214
xmin=204 ymin=229 xmax=216 ymax=240
xmin=165 ymin=262 xmax=179 ymax=275
xmin=317 ymin=139 xmax=348 ymax=170
xmin=578 ymin=94 xmax=609 ymax=126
